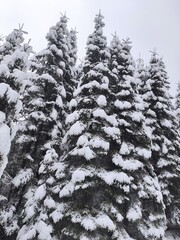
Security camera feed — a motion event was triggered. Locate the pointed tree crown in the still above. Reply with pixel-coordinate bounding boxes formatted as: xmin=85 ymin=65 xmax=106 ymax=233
xmin=85 ymin=12 xmax=110 ymax=66
xmin=0 ymin=24 xmax=28 ymax=62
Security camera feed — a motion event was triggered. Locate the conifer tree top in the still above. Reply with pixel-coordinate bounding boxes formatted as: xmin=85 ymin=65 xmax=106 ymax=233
xmin=85 ymin=12 xmax=109 ymax=65
xmin=94 ymin=11 xmax=105 ymax=30
xmin=136 ymin=56 xmax=145 ymax=70
xmin=110 ymin=34 xmax=135 ymax=80
xmin=0 ymin=27 xmax=25 ymax=62
xmin=46 ymin=14 xmax=69 ymax=48
xmin=69 ymin=28 xmax=78 ymax=67
xmin=148 ymin=51 xmax=170 ymax=94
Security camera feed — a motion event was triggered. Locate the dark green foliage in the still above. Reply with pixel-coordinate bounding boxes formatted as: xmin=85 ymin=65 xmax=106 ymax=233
xmin=109 ymin=35 xmax=166 ymax=239
xmin=139 ymin=51 xmax=180 ymax=230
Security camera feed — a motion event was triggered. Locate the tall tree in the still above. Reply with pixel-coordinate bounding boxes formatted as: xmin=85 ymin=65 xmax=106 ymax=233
xmin=0 ymin=26 xmax=32 ymax=179
xmin=51 ymin=12 xmax=133 ymax=239
xmin=0 ymin=26 xmax=32 ymax=240
xmin=109 ymin=34 xmax=166 ymax=239
xmin=2 ymin=14 xmax=76 ymax=239
xmin=141 ymin=51 xmax=180 ymax=230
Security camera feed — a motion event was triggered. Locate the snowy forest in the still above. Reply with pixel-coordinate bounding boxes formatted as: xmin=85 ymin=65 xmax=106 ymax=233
xmin=0 ymin=12 xmax=180 ymax=240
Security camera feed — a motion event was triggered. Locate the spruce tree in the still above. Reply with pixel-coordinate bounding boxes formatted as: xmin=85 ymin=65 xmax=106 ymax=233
xmin=68 ymin=28 xmax=78 ymax=93
xmin=109 ymin=34 xmax=166 ymax=239
xmin=3 ymin=14 xmax=76 ymax=239
xmin=175 ymin=81 xmax=180 ymax=128
xmin=140 ymin=51 xmax=180 ymax=230
xmin=0 ymin=27 xmax=31 ymax=179
xmin=53 ymin=12 xmax=132 ymax=240
xmin=134 ymin=57 xmax=147 ymax=93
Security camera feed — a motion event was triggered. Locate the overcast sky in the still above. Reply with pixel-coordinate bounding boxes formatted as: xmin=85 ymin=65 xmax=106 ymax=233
xmin=0 ymin=0 xmax=179 ymax=94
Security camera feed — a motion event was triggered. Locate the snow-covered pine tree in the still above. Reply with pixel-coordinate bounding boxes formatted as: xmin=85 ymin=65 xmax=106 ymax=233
xmin=175 ymin=81 xmax=180 ymax=128
xmin=140 ymin=50 xmax=180 ymax=231
xmin=109 ymin=34 xmax=166 ymax=239
xmin=134 ymin=56 xmax=153 ymax=131
xmin=0 ymin=25 xmax=26 ymax=62
xmin=3 ymin=14 xmax=76 ymax=240
xmin=49 ymin=12 xmax=136 ymax=240
xmin=0 ymin=26 xmax=32 ymax=179
xmin=0 ymin=26 xmax=32 ymax=239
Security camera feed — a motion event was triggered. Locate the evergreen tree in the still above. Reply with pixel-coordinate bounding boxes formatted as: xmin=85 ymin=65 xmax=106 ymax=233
xmin=134 ymin=57 xmax=152 ymax=134
xmin=0 ymin=11 xmax=179 ymax=240
xmin=53 ymin=12 xmax=132 ymax=239
xmin=134 ymin=57 xmax=147 ymax=93
xmin=0 ymin=26 xmax=32 ymax=239
xmin=68 ymin=28 xmax=78 ymax=91
xmin=2 ymin=14 xmax=76 ymax=239
xmin=140 ymin=51 xmax=180 ymax=230
xmin=175 ymin=81 xmax=180 ymax=128
xmin=0 ymin=26 xmax=31 ymax=179
xmin=109 ymin=34 xmax=166 ymax=239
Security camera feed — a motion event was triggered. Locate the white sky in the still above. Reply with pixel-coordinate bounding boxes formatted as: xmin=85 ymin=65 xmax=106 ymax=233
xmin=0 ymin=0 xmax=179 ymax=94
